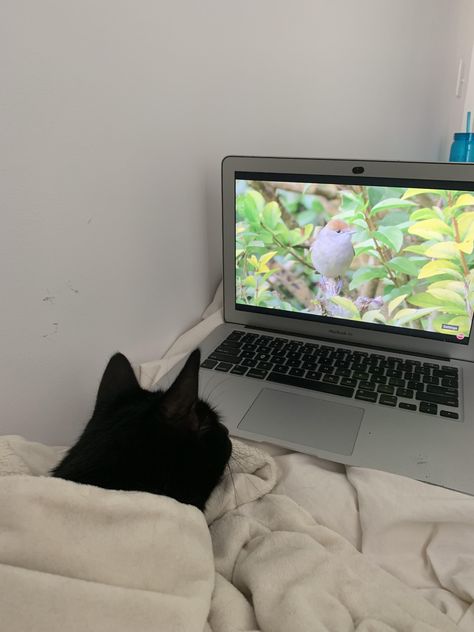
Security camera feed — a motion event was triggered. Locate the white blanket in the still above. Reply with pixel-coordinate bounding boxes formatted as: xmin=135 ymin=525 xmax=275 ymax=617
xmin=0 ymin=471 xmax=214 ymax=632
xmin=0 ymin=435 xmax=460 ymax=631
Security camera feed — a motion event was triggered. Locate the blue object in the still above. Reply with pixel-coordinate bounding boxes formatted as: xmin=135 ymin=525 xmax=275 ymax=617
xmin=467 ymin=133 xmax=474 ymax=162
xmin=449 ymin=111 xmax=473 ymax=162
xmin=449 ymin=132 xmax=474 ymax=162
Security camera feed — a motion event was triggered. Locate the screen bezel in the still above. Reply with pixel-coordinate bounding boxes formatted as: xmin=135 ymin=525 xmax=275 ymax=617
xmin=222 ymin=155 xmax=474 ymax=362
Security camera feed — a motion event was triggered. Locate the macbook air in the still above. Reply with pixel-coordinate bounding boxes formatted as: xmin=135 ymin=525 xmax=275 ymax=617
xmin=164 ymin=156 xmax=474 ymax=495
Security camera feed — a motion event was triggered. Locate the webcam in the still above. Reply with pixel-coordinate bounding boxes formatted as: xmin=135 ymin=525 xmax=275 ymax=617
xmin=352 ymin=166 xmax=364 ymax=174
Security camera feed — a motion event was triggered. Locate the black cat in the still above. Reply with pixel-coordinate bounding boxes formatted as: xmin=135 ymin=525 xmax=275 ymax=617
xmin=52 ymin=349 xmax=232 ymax=510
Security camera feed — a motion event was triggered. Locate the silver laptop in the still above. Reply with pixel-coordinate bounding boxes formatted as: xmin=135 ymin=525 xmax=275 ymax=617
xmin=168 ymin=156 xmax=474 ymax=494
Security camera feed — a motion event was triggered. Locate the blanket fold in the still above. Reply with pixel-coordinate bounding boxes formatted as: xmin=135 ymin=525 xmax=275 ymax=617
xmin=0 ymin=436 xmax=463 ymax=631
xmin=0 ymin=473 xmax=214 ymax=632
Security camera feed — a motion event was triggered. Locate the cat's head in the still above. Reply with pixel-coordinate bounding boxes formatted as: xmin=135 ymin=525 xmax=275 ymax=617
xmin=52 ymin=349 xmax=232 ymax=510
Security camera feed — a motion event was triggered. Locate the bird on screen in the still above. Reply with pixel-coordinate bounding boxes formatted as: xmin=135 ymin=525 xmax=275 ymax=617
xmin=310 ymin=219 xmax=355 ymax=282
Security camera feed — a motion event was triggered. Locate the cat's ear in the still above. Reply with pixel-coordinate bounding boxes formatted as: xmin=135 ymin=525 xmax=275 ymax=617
xmin=160 ymin=349 xmax=200 ymax=424
xmin=94 ymin=353 xmax=141 ymax=411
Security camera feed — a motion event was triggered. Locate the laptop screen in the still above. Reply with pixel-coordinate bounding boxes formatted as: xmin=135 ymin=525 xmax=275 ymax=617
xmin=235 ymin=172 xmax=474 ymax=346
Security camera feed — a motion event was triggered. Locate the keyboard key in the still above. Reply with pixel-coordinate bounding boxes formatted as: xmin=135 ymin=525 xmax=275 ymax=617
xmin=426 ymin=385 xmax=457 ymax=397
xmin=323 ymin=375 xmax=339 ymax=384
xmin=399 ymin=402 xmax=417 ymax=411
xmin=377 ymin=384 xmax=394 ymax=395
xmin=419 ymin=401 xmax=438 ymax=415
xmin=341 ymin=378 xmax=357 ymax=387
xmin=359 ymin=381 xmax=376 ymax=390
xmin=319 ymin=364 xmax=334 ymax=373
xmin=388 ymin=377 xmax=405 ymax=387
xmin=201 ymin=359 xmax=218 ymax=369
xmin=396 ymin=388 xmax=414 ymax=398
xmin=379 ymin=394 xmax=397 ymax=407
xmin=353 ymin=371 xmax=370 ymax=380
xmin=287 ymin=351 xmax=302 ymax=360
xmin=273 ymin=364 xmax=289 ymax=374
xmin=247 ymin=368 xmax=268 ymax=379
xmin=339 ymin=369 xmax=352 ymax=378
xmin=218 ymin=340 xmax=241 ymax=349
xmin=266 ymin=372 xmax=354 ymax=397
xmin=368 ymin=367 xmax=385 ymax=376
xmin=423 ymin=375 xmax=439 ymax=385
xmin=441 ymin=377 xmax=458 ymax=388
xmin=407 ymin=380 xmax=423 ymax=391
xmin=416 ymin=392 xmax=458 ymax=407
xmin=355 ymin=390 xmax=378 ymax=402
xmin=230 ymin=365 xmax=247 ymax=375
xmin=257 ymin=361 xmax=273 ymax=371
xmin=241 ymin=358 xmax=257 ymax=368
xmin=228 ymin=331 xmax=244 ymax=340
xmin=289 ymin=368 xmax=305 ymax=377
xmin=241 ymin=351 xmax=256 ymax=359
xmin=209 ymin=352 xmax=241 ymax=364
xmin=386 ymin=369 xmax=403 ymax=378
xmin=441 ymin=366 xmax=458 ymax=375
xmin=215 ymin=362 xmax=232 ymax=372
xmin=242 ymin=332 xmax=258 ymax=340
xmin=306 ymin=370 xmax=323 ymax=380
xmin=440 ymin=410 xmax=459 ymax=419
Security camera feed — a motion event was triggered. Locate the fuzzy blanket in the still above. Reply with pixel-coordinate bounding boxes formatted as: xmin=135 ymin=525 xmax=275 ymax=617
xmin=0 ymin=435 xmax=461 ymax=632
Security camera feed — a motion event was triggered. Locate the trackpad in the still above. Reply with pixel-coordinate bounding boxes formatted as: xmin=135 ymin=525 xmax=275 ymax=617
xmin=238 ymin=388 xmax=363 ymax=456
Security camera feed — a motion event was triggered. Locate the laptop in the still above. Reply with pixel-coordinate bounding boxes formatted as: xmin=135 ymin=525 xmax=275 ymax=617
xmin=166 ymin=156 xmax=474 ymax=495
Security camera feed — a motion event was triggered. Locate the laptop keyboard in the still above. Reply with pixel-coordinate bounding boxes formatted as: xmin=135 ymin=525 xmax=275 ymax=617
xmin=201 ymin=330 xmax=460 ymax=420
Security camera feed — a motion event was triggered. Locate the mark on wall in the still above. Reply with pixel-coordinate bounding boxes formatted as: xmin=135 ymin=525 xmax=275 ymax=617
xmin=42 ymin=322 xmax=59 ymax=339
xmin=42 ymin=296 xmax=55 ymax=304
xmin=67 ymin=281 xmax=79 ymax=294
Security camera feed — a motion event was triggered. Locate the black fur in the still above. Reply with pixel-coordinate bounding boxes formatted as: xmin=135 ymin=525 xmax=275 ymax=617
xmin=52 ymin=349 xmax=232 ymax=510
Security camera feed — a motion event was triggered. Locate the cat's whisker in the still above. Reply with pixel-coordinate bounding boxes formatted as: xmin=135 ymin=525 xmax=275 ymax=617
xmin=200 ymin=374 xmax=231 ymax=401
xmin=227 ymin=453 xmax=265 ymax=499
xmin=201 ymin=378 xmax=235 ymax=405
xmin=226 ymin=463 xmax=238 ymax=506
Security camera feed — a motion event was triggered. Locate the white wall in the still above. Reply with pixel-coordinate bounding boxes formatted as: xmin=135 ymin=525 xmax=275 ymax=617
xmin=1 ymin=0 xmax=473 ymax=444
xmin=446 ymin=0 xmax=474 ymax=151
xmin=463 ymin=41 xmax=474 ymax=129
